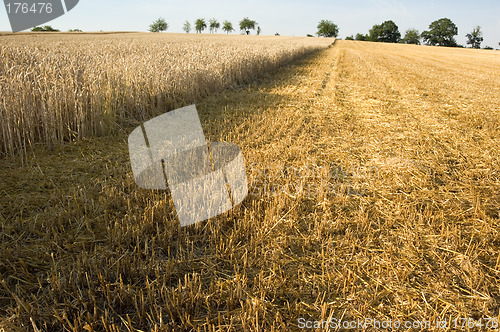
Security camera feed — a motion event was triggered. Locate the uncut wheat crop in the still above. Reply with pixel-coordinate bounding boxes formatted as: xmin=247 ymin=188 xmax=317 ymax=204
xmin=0 ymin=33 xmax=333 ymax=157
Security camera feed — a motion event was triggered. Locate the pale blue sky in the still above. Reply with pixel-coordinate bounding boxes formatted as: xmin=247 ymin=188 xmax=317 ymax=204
xmin=1 ymin=0 xmax=499 ymax=47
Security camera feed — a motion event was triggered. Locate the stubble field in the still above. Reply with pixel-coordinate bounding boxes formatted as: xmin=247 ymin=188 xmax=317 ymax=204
xmin=1 ymin=35 xmax=500 ymax=331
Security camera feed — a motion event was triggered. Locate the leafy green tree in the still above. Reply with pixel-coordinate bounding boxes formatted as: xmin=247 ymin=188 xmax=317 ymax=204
xmin=183 ymin=21 xmax=191 ymax=33
xmin=466 ymin=26 xmax=483 ymax=49
xmin=31 ymin=25 xmax=59 ymax=32
xmin=149 ymin=18 xmax=168 ymax=32
xmin=345 ymin=35 xmax=354 ymax=40
xmin=421 ymin=18 xmax=458 ymax=47
xmin=209 ymin=18 xmax=220 ymax=33
xmin=222 ymin=20 xmax=234 ymax=34
xmin=195 ymin=18 xmax=207 ymax=33
xmin=368 ymin=20 xmax=400 ymax=43
xmin=355 ymin=33 xmax=367 ymax=41
xmin=316 ymin=20 xmax=339 ymax=38
xmin=240 ymin=17 xmax=257 ymax=35
xmin=402 ymin=28 xmax=421 ymax=44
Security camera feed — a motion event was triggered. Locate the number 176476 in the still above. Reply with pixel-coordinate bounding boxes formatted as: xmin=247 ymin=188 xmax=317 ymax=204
xmin=6 ymin=2 xmax=53 ymax=14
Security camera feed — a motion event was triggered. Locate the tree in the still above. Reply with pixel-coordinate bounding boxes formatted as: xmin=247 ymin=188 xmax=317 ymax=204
xmin=149 ymin=18 xmax=168 ymax=33
xmin=421 ymin=18 xmax=458 ymax=47
xmin=239 ymin=17 xmax=257 ymax=35
xmin=195 ymin=18 xmax=207 ymax=33
xmin=222 ymin=20 xmax=234 ymax=34
xmin=368 ymin=20 xmax=401 ymax=43
xmin=316 ymin=20 xmax=339 ymax=38
xmin=257 ymin=26 xmax=261 ymax=35
xmin=31 ymin=25 xmax=59 ymax=32
xmin=68 ymin=28 xmax=82 ymax=32
xmin=466 ymin=26 xmax=483 ymax=49
xmin=402 ymin=28 xmax=421 ymax=44
xmin=183 ymin=21 xmax=191 ymax=33
xmin=345 ymin=35 xmax=354 ymax=40
xmin=209 ymin=18 xmax=220 ymax=33
xmin=355 ymin=33 xmax=367 ymax=41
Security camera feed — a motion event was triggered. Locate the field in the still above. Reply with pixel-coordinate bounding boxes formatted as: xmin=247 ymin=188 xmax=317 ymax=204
xmin=0 ymin=33 xmax=332 ymax=158
xmin=1 ymin=34 xmax=500 ymax=331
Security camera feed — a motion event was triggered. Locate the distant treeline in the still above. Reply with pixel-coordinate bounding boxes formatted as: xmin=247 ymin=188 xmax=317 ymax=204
xmin=29 ymin=17 xmax=499 ymax=49
xmin=148 ymin=17 xmax=262 ymax=35
xmin=342 ymin=18 xmax=496 ymax=50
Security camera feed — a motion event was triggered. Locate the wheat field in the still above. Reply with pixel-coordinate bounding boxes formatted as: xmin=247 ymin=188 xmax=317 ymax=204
xmin=0 ymin=33 xmax=332 ymax=158
xmin=1 ymin=36 xmax=500 ymax=331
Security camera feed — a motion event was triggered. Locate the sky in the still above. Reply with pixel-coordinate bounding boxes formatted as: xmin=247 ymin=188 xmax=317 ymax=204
xmin=1 ymin=0 xmax=499 ymax=47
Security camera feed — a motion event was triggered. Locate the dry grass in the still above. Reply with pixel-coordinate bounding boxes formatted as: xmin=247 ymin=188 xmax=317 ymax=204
xmin=0 ymin=32 xmax=332 ymax=158
xmin=1 ymin=39 xmax=500 ymax=331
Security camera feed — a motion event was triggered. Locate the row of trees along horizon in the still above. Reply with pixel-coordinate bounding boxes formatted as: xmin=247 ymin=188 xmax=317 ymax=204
xmin=329 ymin=18 xmax=496 ymax=50
xmin=149 ymin=17 xmax=262 ymax=35
xmin=30 ymin=17 xmax=499 ymax=50
xmin=150 ymin=17 xmax=498 ymax=49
